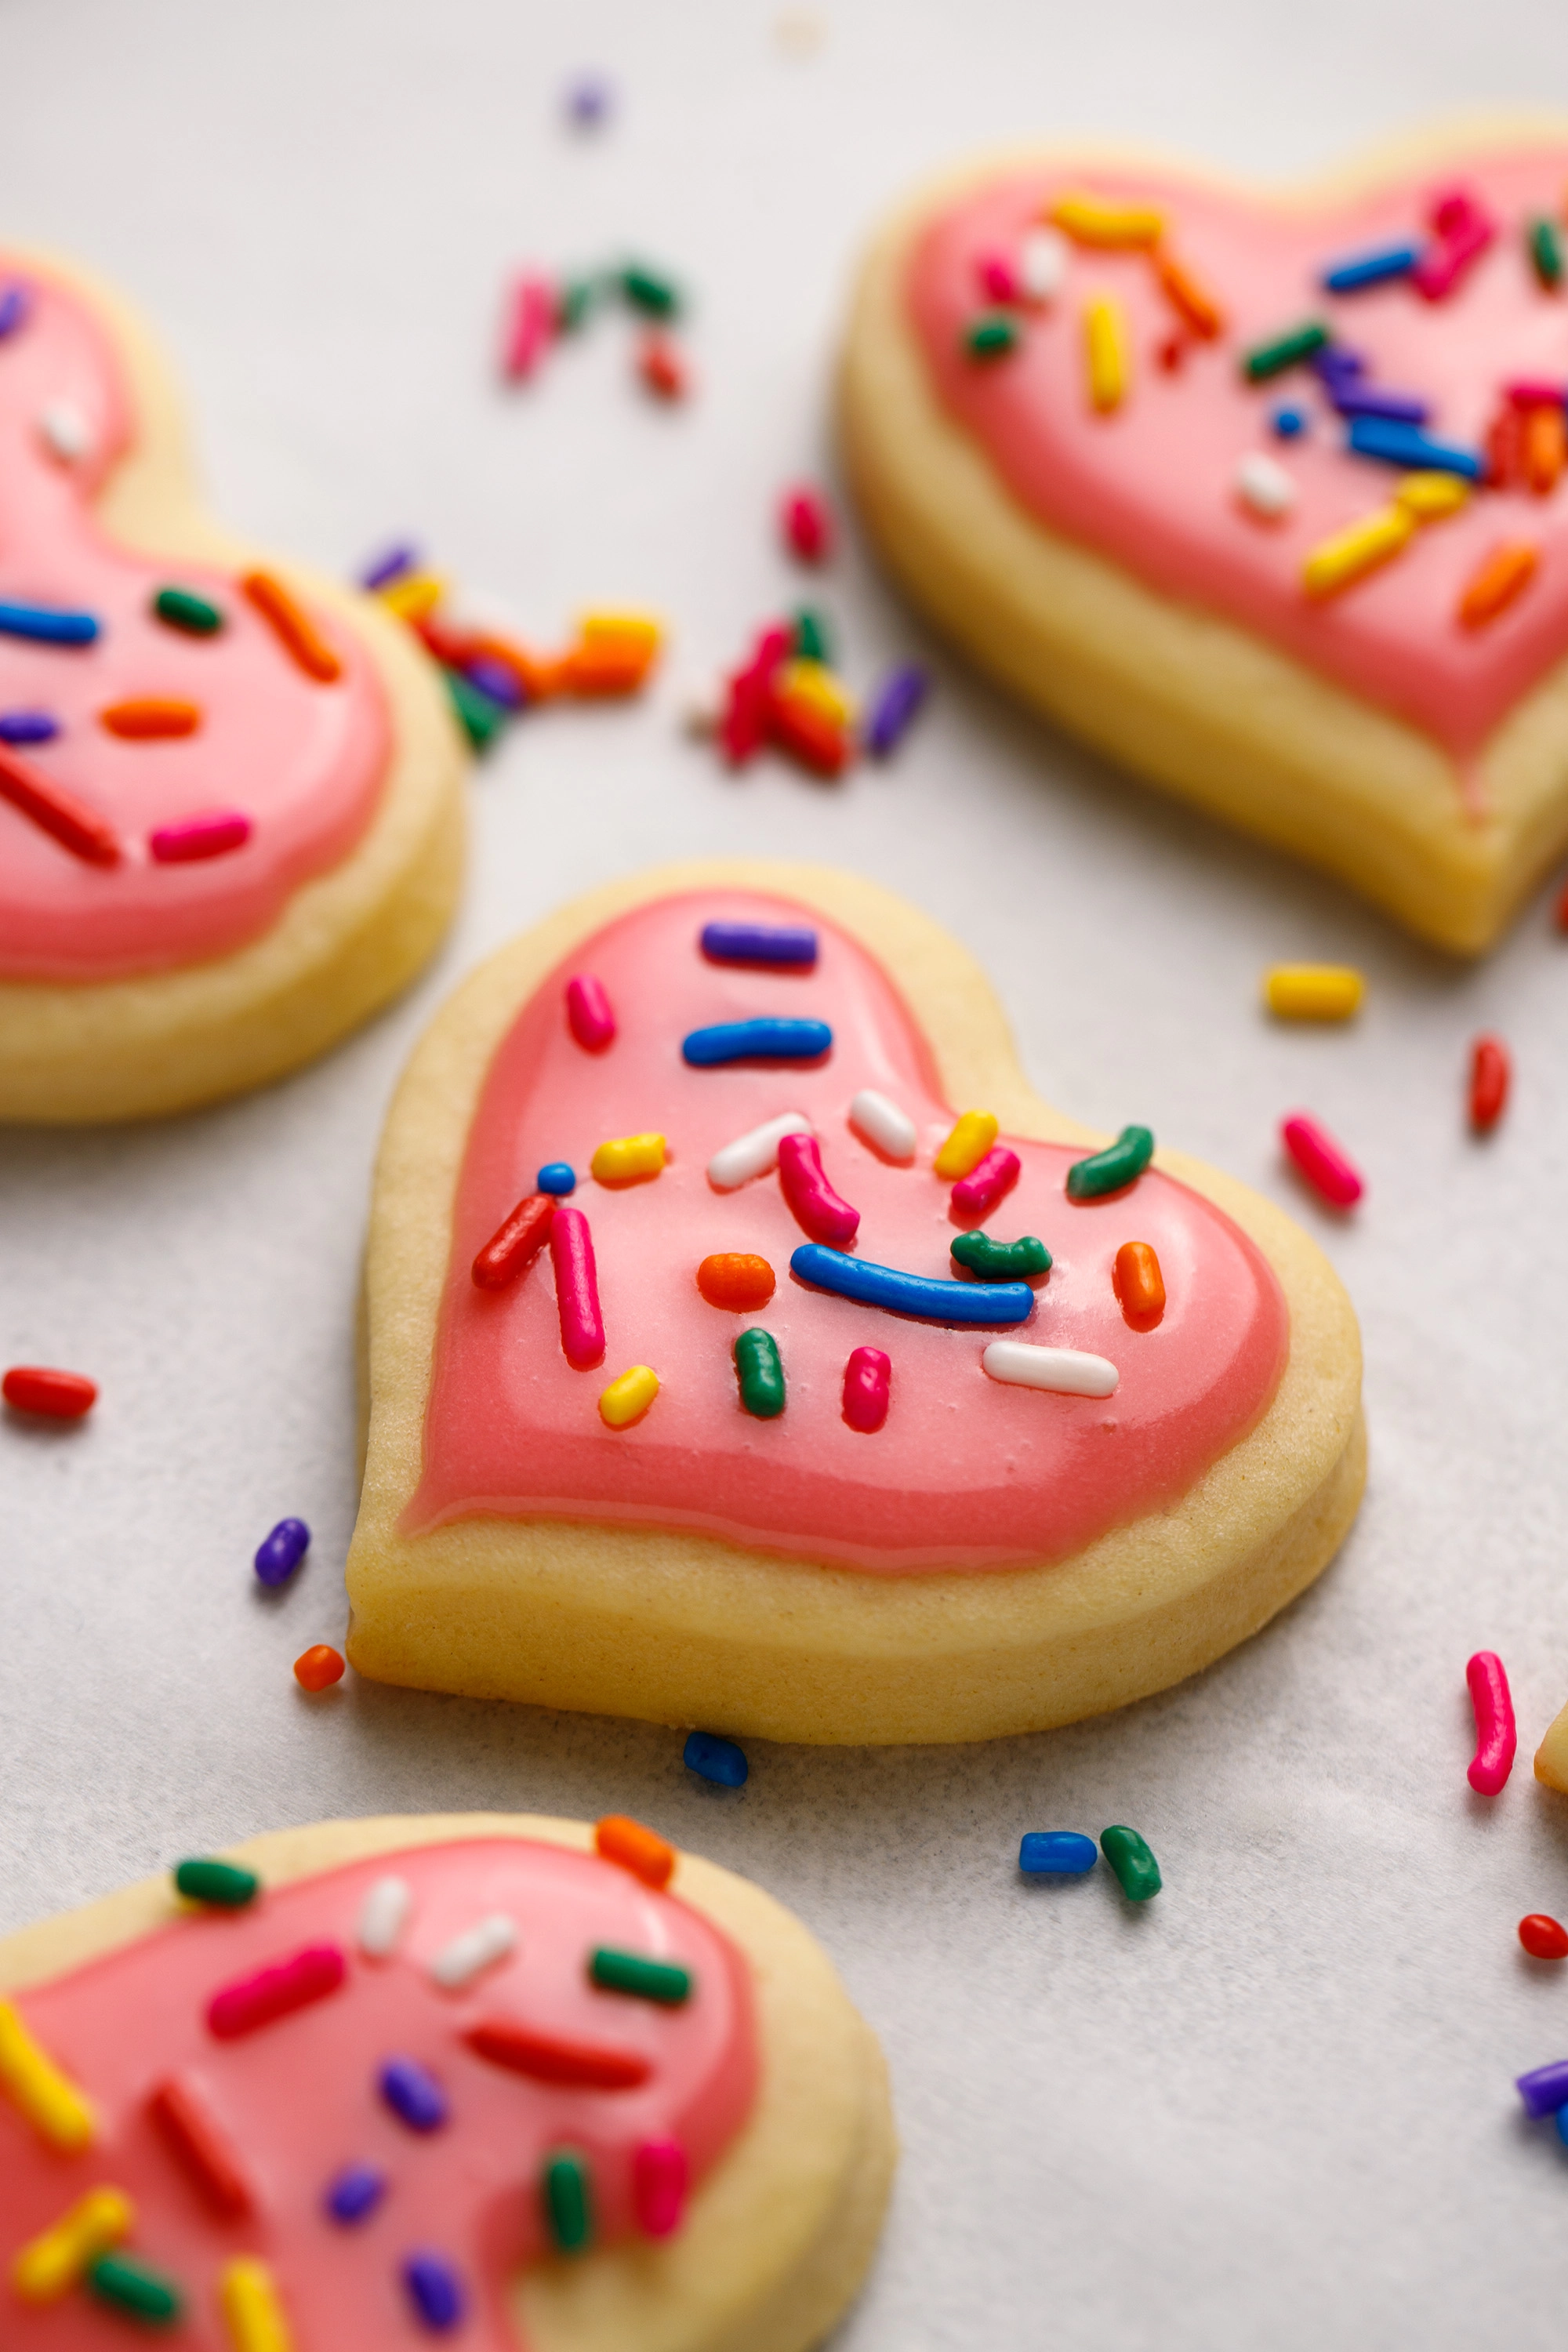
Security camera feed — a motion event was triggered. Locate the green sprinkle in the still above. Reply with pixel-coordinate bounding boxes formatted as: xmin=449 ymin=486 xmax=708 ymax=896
xmin=444 ymin=666 xmax=506 ymax=750
xmin=1065 ymin=1125 xmax=1154 ymax=1202
xmin=950 ymin=1231 xmax=1051 ymax=1281
xmin=964 ymin=314 xmax=1018 ymax=361
xmin=555 ymin=276 xmax=598 ymax=332
xmin=1529 ymin=217 xmax=1563 ymax=291
xmin=153 ymin=586 xmax=223 ymax=636
xmin=87 ymin=2253 xmax=183 ymax=2325
xmin=1241 ymin=321 xmax=1329 ymax=382
xmin=1100 ymin=1824 xmax=1162 ymax=1902
xmin=173 ymin=1857 xmax=258 ymax=1908
xmin=621 ymin=262 xmax=681 ymax=318
xmin=589 ymin=1945 xmax=692 ymax=2005
xmin=733 ymin=1328 xmax=785 ymax=1420
xmin=792 ymin=607 xmax=831 ymax=665
xmin=543 ymin=2148 xmax=593 ymax=2251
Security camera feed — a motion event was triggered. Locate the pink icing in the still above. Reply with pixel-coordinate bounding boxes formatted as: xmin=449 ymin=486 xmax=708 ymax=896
xmin=1 ymin=1838 xmax=756 ymax=2347
xmin=906 ymin=147 xmax=1568 ymax=765
xmin=0 ymin=258 xmax=390 ymax=982
xmin=408 ymin=892 xmax=1288 ymax=1573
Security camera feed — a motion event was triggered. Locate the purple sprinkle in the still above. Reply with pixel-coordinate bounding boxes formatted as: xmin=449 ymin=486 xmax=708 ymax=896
xmin=403 ymin=2253 xmax=466 ymax=2332
xmin=358 ymin=543 xmax=419 ymax=593
xmin=0 ymin=710 xmax=59 ymax=746
xmin=462 ymin=654 xmax=524 ymax=711
xmin=253 ymin=1516 xmax=310 ymax=1588
xmin=564 ymin=74 xmax=612 ymax=128
xmin=863 ymin=664 xmax=929 ymax=760
xmin=1312 ymin=345 xmax=1365 ymax=387
xmin=0 ymin=283 xmax=30 ymax=341
xmin=1517 ymin=2059 xmax=1568 ymax=2119
xmin=700 ymin=920 xmax=818 ymax=967
xmin=379 ymin=2056 xmax=448 ymax=2134
xmin=1330 ymin=387 xmax=1431 ymax=425
xmin=325 ymin=2163 xmax=386 ymax=2224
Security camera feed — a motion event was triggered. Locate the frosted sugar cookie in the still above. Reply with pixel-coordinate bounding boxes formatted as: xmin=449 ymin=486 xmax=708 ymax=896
xmin=0 ymin=249 xmax=465 ymax=1121
xmin=347 ymin=862 xmax=1364 ymax=1744
xmin=840 ymin=120 xmax=1568 ymax=953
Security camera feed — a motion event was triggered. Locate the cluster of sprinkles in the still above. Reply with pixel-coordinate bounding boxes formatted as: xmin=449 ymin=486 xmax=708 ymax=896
xmin=356 ymin=542 xmax=662 ymax=750
xmin=1018 ymin=1825 xmax=1162 ymax=1901
xmin=2 ymin=1818 xmax=709 ymax=2335
xmin=497 ymin=255 xmax=691 ymax=401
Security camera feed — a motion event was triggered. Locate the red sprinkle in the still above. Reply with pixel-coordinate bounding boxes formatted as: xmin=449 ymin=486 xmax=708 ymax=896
xmin=638 ymin=331 xmax=687 ymax=400
xmin=472 ymin=1192 xmax=555 ymax=1290
xmin=842 ymin=1345 xmax=891 ymax=1434
xmin=1281 ymin=1113 xmax=1363 ymax=1209
xmin=781 ymin=486 xmax=833 ymax=564
xmin=3 ymin=1365 xmax=97 ymax=1418
xmin=720 ymin=625 xmax=790 ymax=766
xmin=148 ymin=2074 xmax=255 ymax=2216
xmin=207 ymin=1942 xmax=347 ymax=2038
xmin=1519 ymin=1914 xmax=1568 ymax=1961
xmin=633 ymin=2137 xmax=688 ymax=2238
xmin=466 ymin=2020 xmax=651 ymax=2089
xmin=565 ymin=973 xmax=615 ymax=1051
xmin=0 ymin=743 xmax=119 ymax=865
xmin=1469 ymin=1035 xmax=1510 ymax=1133
xmin=294 ymin=1645 xmax=345 ymax=1693
xmin=149 ymin=809 xmax=252 ymax=864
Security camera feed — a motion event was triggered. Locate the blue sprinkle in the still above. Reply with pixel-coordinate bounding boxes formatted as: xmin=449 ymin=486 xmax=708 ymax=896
xmin=863 ymin=663 xmax=928 ymax=759
xmin=1019 ymin=1831 xmax=1098 ymax=1876
xmin=685 ymin=1730 xmax=748 ymax=1788
xmin=379 ymin=2057 xmax=448 ymax=2134
xmin=1270 ymin=405 xmax=1306 ymax=440
xmin=0 ymin=710 xmax=60 ymax=745
xmin=464 ymin=654 xmax=524 ymax=711
xmin=358 ymin=542 xmax=418 ymax=592
xmin=1320 ymin=241 xmax=1421 ymax=295
xmin=403 ymin=2252 xmax=466 ymax=2332
xmin=682 ymin=1018 xmax=831 ymax=1066
xmin=253 ymin=1516 xmax=310 ymax=1588
xmin=0 ymin=601 xmax=99 ymax=647
xmin=1345 ymin=417 xmax=1483 ymax=478
xmin=1330 ymin=386 xmax=1430 ymax=425
xmin=790 ymin=1243 xmax=1033 ymax=1326
xmin=0 ymin=283 xmax=29 ymax=340
xmin=537 ymin=1162 xmax=577 ymax=1196
xmin=325 ymin=2163 xmax=386 ymax=2224
xmin=699 ymin=920 xmax=818 ymax=967
xmin=1556 ymin=2107 xmax=1568 ymax=2151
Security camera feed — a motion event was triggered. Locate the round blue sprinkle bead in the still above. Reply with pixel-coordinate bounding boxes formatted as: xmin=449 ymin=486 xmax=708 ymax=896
xmin=1271 ymin=405 xmax=1307 ymax=439
xmin=1019 ymin=1831 xmax=1098 ymax=1876
xmin=403 ymin=2252 xmax=466 ymax=2332
xmin=684 ymin=1730 xmax=748 ymax=1788
xmin=253 ymin=1517 xmax=310 ymax=1587
xmin=537 ymin=1163 xmax=576 ymax=1196
xmin=325 ymin=2162 xmax=386 ymax=2224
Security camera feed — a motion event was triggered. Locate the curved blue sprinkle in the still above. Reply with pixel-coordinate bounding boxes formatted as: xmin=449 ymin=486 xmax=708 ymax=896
xmin=699 ymin=920 xmax=818 ymax=967
xmin=685 ymin=1730 xmax=749 ymax=1788
xmin=0 ymin=601 xmax=99 ymax=646
xmin=790 ymin=1243 xmax=1032 ymax=1325
xmin=682 ymin=1018 xmax=831 ymax=1065
xmin=1345 ymin=417 xmax=1482 ymax=479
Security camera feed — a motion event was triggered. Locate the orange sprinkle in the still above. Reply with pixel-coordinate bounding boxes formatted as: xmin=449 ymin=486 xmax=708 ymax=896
xmin=638 ymin=332 xmax=688 ymax=400
xmin=1523 ymin=403 xmax=1566 ymax=495
xmin=560 ymin=644 xmax=652 ymax=696
xmin=461 ymin=632 xmax=560 ymax=702
xmin=1112 ymin=1241 xmax=1166 ymax=1327
xmin=242 ymin=571 xmax=343 ymax=684
xmin=1485 ymin=401 xmax=1525 ymax=488
xmin=1154 ymin=252 xmax=1224 ymax=339
xmin=696 ymin=1252 xmax=776 ymax=1311
xmin=594 ymin=1815 xmax=675 ymax=1891
xmin=1458 ymin=543 xmax=1539 ymax=630
xmin=293 ymin=1645 xmax=345 ymax=1692
xmin=100 ymin=698 xmax=201 ymax=740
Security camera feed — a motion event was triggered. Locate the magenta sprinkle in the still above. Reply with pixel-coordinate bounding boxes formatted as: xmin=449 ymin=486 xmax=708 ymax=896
xmin=976 ymin=249 xmax=1019 ymax=303
xmin=1507 ymin=379 xmax=1568 ymax=408
xmin=149 ymin=809 xmax=252 ymax=864
xmin=501 ymin=274 xmax=555 ymax=381
xmin=1466 ymin=1651 xmax=1517 ymax=1795
xmin=1281 ymin=1113 xmax=1363 ymax=1209
xmin=777 ymin=1131 xmax=860 ymax=1245
xmin=206 ymin=1943 xmax=347 ymax=2040
xmin=633 ymin=2138 xmax=688 ymax=2238
xmin=565 ymin=973 xmax=615 ymax=1051
xmin=842 ymin=1346 xmax=891 ymax=1434
xmin=550 ymin=1204 xmax=604 ymax=1368
xmin=951 ymin=1145 xmax=1021 ymax=1218
xmin=1413 ymin=188 xmax=1495 ymax=301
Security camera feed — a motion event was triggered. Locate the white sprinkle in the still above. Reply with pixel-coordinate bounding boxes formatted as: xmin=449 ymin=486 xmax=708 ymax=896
xmin=430 ymin=1912 xmax=517 ymax=1991
xmin=1018 ymin=228 xmax=1068 ymax=307
xmin=38 ymin=398 xmax=92 ymax=465
xmin=1234 ymin=452 xmax=1296 ymax=521
xmin=982 ymin=1341 xmax=1120 ymax=1398
xmin=706 ymin=1110 xmax=812 ymax=1191
xmin=848 ymin=1087 xmax=917 ymax=1162
xmin=357 ymin=1875 xmax=412 ymax=1960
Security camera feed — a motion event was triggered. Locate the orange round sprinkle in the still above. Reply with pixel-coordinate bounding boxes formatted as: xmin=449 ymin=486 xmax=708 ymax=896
xmin=1112 ymin=1241 xmax=1166 ymax=1327
xmin=594 ymin=1814 xmax=675 ymax=1890
xmin=696 ymin=1252 xmax=776 ymax=1311
xmin=242 ymin=571 xmax=343 ymax=684
xmin=100 ymin=698 xmax=201 ymax=739
xmin=293 ymin=1644 xmax=345 ymax=1692
xmin=1458 ymin=542 xmax=1538 ymax=630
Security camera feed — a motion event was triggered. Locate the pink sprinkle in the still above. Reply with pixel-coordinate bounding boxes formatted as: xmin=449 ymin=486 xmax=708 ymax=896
xmin=976 ymin=249 xmax=1019 ymax=303
xmin=633 ymin=2137 xmax=688 ymax=2238
xmin=778 ymin=1131 xmax=860 ymax=1244
xmin=1281 ymin=1113 xmax=1363 ymax=1208
xmin=206 ymin=1943 xmax=346 ymax=2040
xmin=1413 ymin=189 xmax=1495 ymax=302
xmin=951 ymin=1145 xmax=1021 ymax=1218
xmin=1507 ymin=379 xmax=1567 ymax=408
xmin=780 ymin=487 xmax=833 ymax=564
xmin=565 ymin=974 xmax=615 ymax=1051
xmin=148 ymin=808 xmax=252 ymax=863
xmin=721 ymin=622 xmax=793 ymax=766
xmin=1465 ymin=1650 xmax=1516 ymax=1795
xmin=550 ymin=1204 xmax=604 ymax=1368
xmin=500 ymin=273 xmax=555 ymax=380
xmin=842 ymin=1345 xmax=891 ymax=1434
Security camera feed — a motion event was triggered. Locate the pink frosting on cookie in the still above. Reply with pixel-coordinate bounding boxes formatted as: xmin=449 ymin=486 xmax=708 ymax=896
xmin=1 ymin=1838 xmax=756 ymax=2346
xmin=409 ymin=892 xmax=1288 ymax=1572
xmin=0 ymin=257 xmax=390 ymax=982
xmin=906 ymin=147 xmax=1568 ymax=766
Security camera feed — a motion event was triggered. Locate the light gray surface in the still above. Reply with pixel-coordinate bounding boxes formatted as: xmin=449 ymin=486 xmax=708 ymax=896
xmin=2 ymin=2 xmax=1567 ymax=2343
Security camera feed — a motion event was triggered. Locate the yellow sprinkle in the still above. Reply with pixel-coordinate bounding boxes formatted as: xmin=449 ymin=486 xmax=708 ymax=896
xmin=1049 ymin=192 xmax=1164 ymax=247
xmin=222 ymin=2256 xmax=295 ymax=2352
xmin=599 ymin=1364 xmax=660 ymax=1429
xmin=934 ymin=1109 xmax=999 ymax=1181
xmin=579 ymin=610 xmax=663 ymax=658
xmin=1301 ymin=505 xmax=1416 ymax=600
xmin=13 ymin=2187 xmax=132 ymax=2303
xmin=590 ymin=1132 xmax=666 ymax=1184
xmin=0 ymin=2000 xmax=95 ymax=2152
xmin=776 ymin=659 xmax=856 ymax=728
xmin=1264 ymin=965 xmax=1366 ymax=1022
xmin=376 ymin=571 xmax=446 ymax=622
xmin=1083 ymin=296 xmax=1127 ymax=414
xmin=1396 ymin=470 xmax=1471 ymax=520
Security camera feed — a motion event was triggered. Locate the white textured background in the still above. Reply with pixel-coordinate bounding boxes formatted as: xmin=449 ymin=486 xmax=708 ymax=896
xmin=3 ymin=2 xmax=1568 ymax=2343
